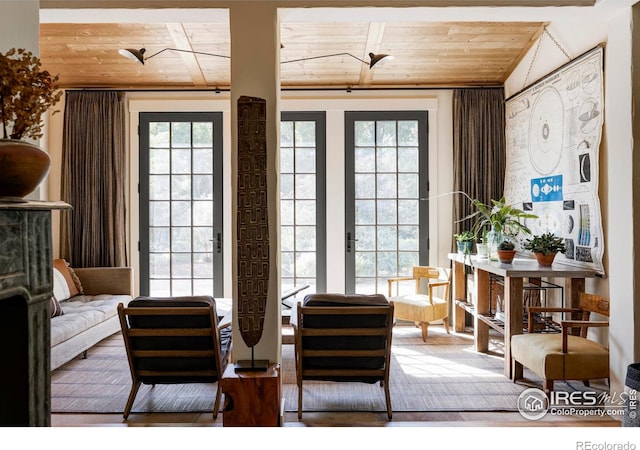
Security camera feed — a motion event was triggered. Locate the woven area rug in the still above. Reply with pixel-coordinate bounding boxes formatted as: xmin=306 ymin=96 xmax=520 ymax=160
xmin=51 ymin=325 xmax=604 ymax=414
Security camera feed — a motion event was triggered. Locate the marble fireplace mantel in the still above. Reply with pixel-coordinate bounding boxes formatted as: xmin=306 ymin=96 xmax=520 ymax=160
xmin=0 ymin=200 xmax=71 ymax=426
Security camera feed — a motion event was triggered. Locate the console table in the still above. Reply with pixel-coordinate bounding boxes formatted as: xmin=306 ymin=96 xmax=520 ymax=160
xmin=449 ymin=253 xmax=598 ymax=380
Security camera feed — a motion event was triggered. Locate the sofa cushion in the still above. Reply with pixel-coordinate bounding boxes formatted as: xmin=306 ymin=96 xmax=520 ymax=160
xmin=302 ymin=293 xmax=389 ymax=328
xmin=51 ymin=294 xmax=130 ymax=347
xmin=511 ymin=333 xmax=609 ymax=381
xmin=391 ymin=293 xmax=448 ymax=323
xmin=53 ymin=259 xmax=84 ymax=301
xmin=50 ymin=295 xmax=64 ymax=318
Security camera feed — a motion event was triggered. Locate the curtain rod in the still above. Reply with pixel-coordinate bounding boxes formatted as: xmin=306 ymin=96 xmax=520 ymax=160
xmin=63 ymin=85 xmax=504 ymax=93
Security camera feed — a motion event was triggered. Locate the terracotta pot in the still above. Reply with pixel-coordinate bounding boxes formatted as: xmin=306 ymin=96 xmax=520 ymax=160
xmin=0 ymin=139 xmax=51 ymax=200
xmin=535 ymin=252 xmax=556 ymax=267
xmin=497 ymin=249 xmax=516 ymax=264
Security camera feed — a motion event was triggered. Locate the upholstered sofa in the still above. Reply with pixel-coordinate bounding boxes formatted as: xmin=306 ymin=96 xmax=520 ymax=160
xmin=50 ymin=263 xmax=134 ymax=370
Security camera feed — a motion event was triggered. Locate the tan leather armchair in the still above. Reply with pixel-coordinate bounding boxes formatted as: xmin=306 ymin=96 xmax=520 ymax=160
xmin=510 ymin=293 xmax=609 ymax=392
xmin=387 ymin=266 xmax=452 ymax=342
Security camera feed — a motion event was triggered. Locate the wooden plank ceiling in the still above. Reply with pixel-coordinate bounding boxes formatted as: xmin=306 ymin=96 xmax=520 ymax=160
xmin=39 ymin=21 xmax=545 ymax=89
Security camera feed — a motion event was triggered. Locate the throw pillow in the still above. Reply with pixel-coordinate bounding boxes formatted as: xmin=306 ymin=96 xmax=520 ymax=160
xmin=52 ymin=259 xmax=84 ymax=301
xmin=50 ymin=295 xmax=64 ymax=318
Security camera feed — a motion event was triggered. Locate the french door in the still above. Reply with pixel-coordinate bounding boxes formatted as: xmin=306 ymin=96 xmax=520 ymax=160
xmin=139 ymin=112 xmax=224 ymax=297
xmin=345 ymin=111 xmax=429 ymax=294
xmin=280 ymin=112 xmax=327 ymax=295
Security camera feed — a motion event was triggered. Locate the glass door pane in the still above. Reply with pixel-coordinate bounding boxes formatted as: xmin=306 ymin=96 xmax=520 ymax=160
xmin=280 ymin=112 xmax=326 ymax=295
xmin=345 ymin=111 xmax=429 ymax=294
xmin=139 ymin=112 xmax=224 ymax=297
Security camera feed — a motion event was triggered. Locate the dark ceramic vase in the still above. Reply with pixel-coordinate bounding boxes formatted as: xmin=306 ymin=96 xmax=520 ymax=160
xmin=0 ymin=139 xmax=51 ymax=201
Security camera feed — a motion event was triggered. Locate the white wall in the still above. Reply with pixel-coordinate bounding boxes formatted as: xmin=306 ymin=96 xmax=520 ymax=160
xmin=0 ymin=1 xmax=39 ymax=54
xmin=605 ymin=6 xmax=640 ymax=395
xmin=504 ymin=12 xmax=638 ymax=395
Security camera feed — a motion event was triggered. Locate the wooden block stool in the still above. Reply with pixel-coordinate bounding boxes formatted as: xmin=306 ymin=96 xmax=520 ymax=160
xmin=221 ymin=363 xmax=281 ymax=426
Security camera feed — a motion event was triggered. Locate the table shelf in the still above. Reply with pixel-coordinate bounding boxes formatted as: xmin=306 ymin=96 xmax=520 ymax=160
xmin=455 ymin=299 xmax=560 ymax=335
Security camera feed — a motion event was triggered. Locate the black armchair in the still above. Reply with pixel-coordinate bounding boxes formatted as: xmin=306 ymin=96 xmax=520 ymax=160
xmin=290 ymin=293 xmax=394 ymax=419
xmin=117 ymin=296 xmax=231 ymax=419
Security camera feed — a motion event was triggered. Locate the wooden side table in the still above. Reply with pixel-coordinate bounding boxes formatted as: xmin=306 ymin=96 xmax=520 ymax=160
xmin=221 ymin=363 xmax=281 ymax=426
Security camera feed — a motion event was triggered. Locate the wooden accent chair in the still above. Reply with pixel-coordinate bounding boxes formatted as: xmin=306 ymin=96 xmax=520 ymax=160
xmin=290 ymin=294 xmax=394 ymax=420
xmin=510 ymin=293 xmax=609 ymax=392
xmin=117 ymin=296 xmax=232 ymax=419
xmin=387 ymin=266 xmax=452 ymax=342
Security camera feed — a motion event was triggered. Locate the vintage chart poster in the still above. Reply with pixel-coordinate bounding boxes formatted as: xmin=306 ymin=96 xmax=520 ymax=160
xmin=504 ymin=45 xmax=605 ymax=274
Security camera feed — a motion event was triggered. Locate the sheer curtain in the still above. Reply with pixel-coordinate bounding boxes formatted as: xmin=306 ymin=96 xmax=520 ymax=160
xmin=60 ymin=90 xmax=128 ymax=267
xmin=452 ymin=88 xmax=506 ymax=238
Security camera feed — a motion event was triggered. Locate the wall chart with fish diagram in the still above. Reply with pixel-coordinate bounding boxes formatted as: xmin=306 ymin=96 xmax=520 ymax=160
xmin=504 ymin=45 xmax=605 ymax=274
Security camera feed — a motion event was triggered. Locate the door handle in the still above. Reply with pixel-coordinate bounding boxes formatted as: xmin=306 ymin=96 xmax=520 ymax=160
xmin=346 ymin=232 xmax=358 ymax=253
xmin=209 ymin=233 xmax=222 ymax=253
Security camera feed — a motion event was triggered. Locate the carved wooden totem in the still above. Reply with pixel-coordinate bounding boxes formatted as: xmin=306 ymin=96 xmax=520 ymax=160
xmin=236 ymin=95 xmax=269 ymax=348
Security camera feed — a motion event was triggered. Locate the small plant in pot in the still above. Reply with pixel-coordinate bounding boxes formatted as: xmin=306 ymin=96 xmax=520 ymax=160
xmin=475 ymin=227 xmax=490 ymax=259
xmin=462 ymin=196 xmax=537 ymax=261
xmin=522 ymin=232 xmax=567 ymax=267
xmin=454 ymin=230 xmax=475 ymax=255
xmin=496 ymin=240 xmax=517 ymax=264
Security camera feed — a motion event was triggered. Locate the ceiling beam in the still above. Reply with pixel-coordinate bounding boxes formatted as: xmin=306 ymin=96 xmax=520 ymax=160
xmin=359 ymin=22 xmax=386 ymax=86
xmin=166 ymin=22 xmax=208 ymax=86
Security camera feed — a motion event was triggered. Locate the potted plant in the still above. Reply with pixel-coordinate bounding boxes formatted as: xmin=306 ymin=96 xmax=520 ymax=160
xmin=463 ymin=196 xmax=538 ymax=261
xmin=454 ymin=230 xmax=475 ymax=255
xmin=496 ymin=240 xmax=517 ymax=264
xmin=0 ymin=47 xmax=62 ymax=199
xmin=522 ymin=232 xmax=567 ymax=267
xmin=475 ymin=227 xmax=489 ymax=259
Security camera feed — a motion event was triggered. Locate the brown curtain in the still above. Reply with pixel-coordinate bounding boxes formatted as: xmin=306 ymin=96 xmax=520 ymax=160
xmin=452 ymin=88 xmax=506 ymax=240
xmin=60 ymin=90 xmax=128 ymax=267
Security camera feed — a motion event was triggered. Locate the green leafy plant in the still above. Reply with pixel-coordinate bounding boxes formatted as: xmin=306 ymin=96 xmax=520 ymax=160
xmin=454 ymin=230 xmax=475 ymax=242
xmin=522 ymin=232 xmax=567 ymax=255
xmin=465 ymin=196 xmax=538 ymax=238
xmin=479 ymin=227 xmax=488 ymax=243
xmin=0 ymin=48 xmax=62 ymax=140
xmin=497 ymin=240 xmax=515 ymax=251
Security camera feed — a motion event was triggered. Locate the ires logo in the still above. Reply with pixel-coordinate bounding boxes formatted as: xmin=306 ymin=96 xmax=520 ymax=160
xmin=517 ymin=388 xmax=629 ymax=420
xmin=549 ymin=391 xmax=600 ymax=406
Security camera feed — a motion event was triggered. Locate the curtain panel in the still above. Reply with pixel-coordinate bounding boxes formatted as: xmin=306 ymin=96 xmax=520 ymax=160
xmin=452 ymin=88 xmax=506 ymax=240
xmin=60 ymin=90 xmax=128 ymax=267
